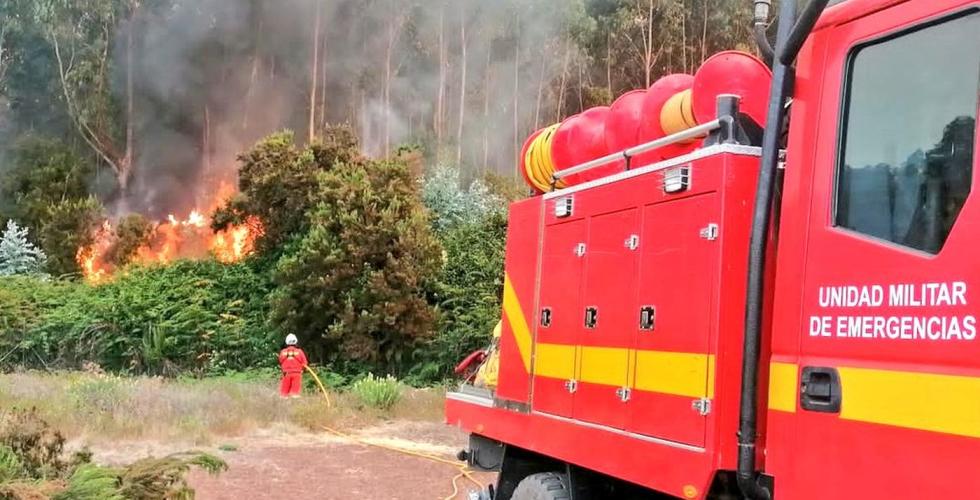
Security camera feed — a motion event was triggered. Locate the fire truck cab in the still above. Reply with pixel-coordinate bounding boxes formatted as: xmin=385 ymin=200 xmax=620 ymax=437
xmin=446 ymin=1 xmax=980 ymax=499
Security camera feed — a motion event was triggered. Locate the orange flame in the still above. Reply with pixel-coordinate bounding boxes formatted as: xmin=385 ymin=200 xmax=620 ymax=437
xmin=77 ymin=183 xmax=263 ymax=283
xmin=76 ymin=221 xmax=114 ymax=284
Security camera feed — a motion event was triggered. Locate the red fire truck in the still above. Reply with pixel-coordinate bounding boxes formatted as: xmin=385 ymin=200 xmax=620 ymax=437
xmin=446 ymin=0 xmax=980 ymax=498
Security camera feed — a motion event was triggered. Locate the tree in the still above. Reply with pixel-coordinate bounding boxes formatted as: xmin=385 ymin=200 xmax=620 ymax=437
xmin=0 ymin=220 xmax=47 ymax=276
xmin=272 ymin=157 xmax=442 ymax=371
xmin=38 ymin=196 xmax=104 ymax=277
xmin=212 ymin=126 xmax=361 ymax=251
xmin=418 ymin=210 xmax=506 ymax=380
xmin=421 ymin=164 xmax=501 ymax=233
xmin=36 ymin=0 xmax=134 ymax=191
xmin=0 ymin=136 xmax=93 ymax=232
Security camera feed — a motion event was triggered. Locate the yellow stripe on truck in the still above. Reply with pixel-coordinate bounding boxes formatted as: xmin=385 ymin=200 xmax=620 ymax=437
xmin=768 ymin=362 xmax=799 ymax=413
xmin=768 ymin=361 xmax=980 ymax=439
xmin=502 ymin=275 xmax=533 ymax=371
xmin=838 ymin=366 xmax=980 ymax=439
xmin=504 ymin=273 xmax=716 ymax=399
xmin=634 ymin=351 xmax=715 ymax=399
xmin=579 ymin=346 xmax=631 ymax=387
xmin=534 ymin=343 xmax=577 ymax=380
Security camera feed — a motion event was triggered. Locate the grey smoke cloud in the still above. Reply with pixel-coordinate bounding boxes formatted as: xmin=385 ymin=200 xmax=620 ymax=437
xmin=116 ymin=0 xmax=568 ymax=217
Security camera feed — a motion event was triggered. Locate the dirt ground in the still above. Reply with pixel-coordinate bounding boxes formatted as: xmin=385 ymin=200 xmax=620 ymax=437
xmin=90 ymin=421 xmax=496 ymax=500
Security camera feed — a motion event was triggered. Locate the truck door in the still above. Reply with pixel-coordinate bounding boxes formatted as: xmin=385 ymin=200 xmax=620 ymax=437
xmin=775 ymin=4 xmax=980 ymax=498
xmin=628 ymin=193 xmax=719 ymax=447
xmin=572 ymin=208 xmax=639 ymax=429
xmin=533 ymin=219 xmax=586 ymax=418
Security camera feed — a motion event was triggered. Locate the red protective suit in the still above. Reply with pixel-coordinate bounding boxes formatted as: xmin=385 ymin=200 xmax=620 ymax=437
xmin=278 ymin=346 xmax=308 ymax=397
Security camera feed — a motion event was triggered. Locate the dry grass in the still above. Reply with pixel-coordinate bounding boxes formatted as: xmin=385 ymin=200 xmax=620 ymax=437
xmin=0 ymin=371 xmax=446 ymax=447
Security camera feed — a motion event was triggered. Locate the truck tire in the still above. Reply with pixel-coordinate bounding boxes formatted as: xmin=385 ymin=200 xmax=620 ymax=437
xmin=511 ymin=472 xmax=571 ymax=500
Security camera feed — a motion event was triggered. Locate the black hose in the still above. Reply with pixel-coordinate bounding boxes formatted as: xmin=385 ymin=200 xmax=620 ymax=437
xmin=754 ymin=25 xmax=775 ymax=66
xmin=736 ymin=0 xmax=798 ymax=498
xmin=779 ymin=0 xmax=833 ymax=66
xmin=753 ymin=0 xmax=775 ymax=66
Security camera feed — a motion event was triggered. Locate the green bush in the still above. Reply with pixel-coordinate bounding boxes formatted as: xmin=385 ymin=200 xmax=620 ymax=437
xmin=0 ymin=445 xmax=24 ymax=483
xmin=272 ymin=158 xmax=442 ymax=373
xmin=213 ymin=126 xmax=360 ymax=251
xmin=0 ymin=136 xmax=94 ymax=234
xmin=38 ymin=196 xmax=104 ymax=277
xmin=1 ymin=259 xmax=278 ymax=375
xmin=350 ymin=373 xmax=402 ymax=410
xmin=410 ymin=211 xmax=507 ymax=382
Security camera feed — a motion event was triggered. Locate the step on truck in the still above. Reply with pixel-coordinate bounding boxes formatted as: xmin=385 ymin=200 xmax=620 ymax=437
xmin=446 ymin=0 xmax=980 ymax=498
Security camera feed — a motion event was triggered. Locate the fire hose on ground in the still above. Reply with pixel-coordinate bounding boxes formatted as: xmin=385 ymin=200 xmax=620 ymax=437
xmin=303 ymin=365 xmax=482 ymax=500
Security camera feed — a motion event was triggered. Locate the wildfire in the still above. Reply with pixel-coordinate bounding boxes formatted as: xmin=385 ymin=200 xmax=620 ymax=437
xmin=77 ymin=194 xmax=264 ymax=283
xmin=76 ymin=220 xmax=114 ymax=284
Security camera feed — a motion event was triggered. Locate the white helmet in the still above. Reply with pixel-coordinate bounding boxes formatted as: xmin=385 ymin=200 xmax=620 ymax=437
xmin=285 ymin=334 xmax=298 ymax=346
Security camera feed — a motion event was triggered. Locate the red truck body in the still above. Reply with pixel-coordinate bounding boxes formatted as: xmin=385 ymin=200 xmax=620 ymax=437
xmin=447 ymin=1 xmax=980 ymax=498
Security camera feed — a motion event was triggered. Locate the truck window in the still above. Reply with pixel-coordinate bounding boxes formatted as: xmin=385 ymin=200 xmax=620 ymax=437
xmin=835 ymin=11 xmax=979 ymax=254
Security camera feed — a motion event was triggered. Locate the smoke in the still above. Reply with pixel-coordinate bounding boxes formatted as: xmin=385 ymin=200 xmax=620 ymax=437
xmin=111 ymin=0 xmax=569 ymax=218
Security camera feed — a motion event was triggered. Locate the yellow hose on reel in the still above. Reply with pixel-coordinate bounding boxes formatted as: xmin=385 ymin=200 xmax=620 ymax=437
xmin=524 ymin=123 xmax=565 ymax=192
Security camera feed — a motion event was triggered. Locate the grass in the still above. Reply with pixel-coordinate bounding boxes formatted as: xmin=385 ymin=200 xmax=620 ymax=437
xmin=0 ymin=371 xmax=446 ymax=447
xmin=350 ymin=374 xmax=402 ymax=410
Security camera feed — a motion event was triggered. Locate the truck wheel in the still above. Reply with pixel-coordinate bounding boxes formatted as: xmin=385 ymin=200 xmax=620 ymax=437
xmin=511 ymin=472 xmax=571 ymax=500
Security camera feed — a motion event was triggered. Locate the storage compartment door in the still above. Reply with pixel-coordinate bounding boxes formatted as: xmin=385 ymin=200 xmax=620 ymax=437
xmin=532 ymin=219 xmax=586 ymax=417
xmin=628 ymin=193 xmax=719 ymax=447
xmin=572 ymin=208 xmax=640 ymax=429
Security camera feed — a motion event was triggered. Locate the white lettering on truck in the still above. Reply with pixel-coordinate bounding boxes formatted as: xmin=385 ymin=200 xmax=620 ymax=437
xmin=809 ymin=281 xmax=976 ymax=342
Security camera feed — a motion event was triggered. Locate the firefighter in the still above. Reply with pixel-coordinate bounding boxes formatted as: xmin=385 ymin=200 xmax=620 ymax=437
xmin=278 ymin=334 xmax=308 ymax=398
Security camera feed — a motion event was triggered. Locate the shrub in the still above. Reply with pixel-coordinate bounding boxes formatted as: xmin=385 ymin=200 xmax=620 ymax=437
xmin=5 ymin=260 xmax=277 ymax=375
xmin=421 ymin=164 xmax=502 ymax=234
xmin=213 ymin=126 xmax=360 ymax=251
xmin=411 ymin=211 xmax=507 ymax=382
xmin=0 ymin=445 xmax=24 ymax=483
xmin=106 ymin=214 xmax=153 ymax=267
xmin=0 ymin=136 xmax=93 ymax=233
xmin=350 ymin=374 xmax=402 ymax=410
xmin=0 ymin=408 xmax=226 ymax=499
xmin=0 ymin=408 xmax=73 ymax=480
xmin=0 ymin=220 xmax=46 ymax=277
xmin=272 ymin=158 xmax=442 ymax=372
xmin=37 ymin=197 xmax=104 ymax=277
xmin=0 ymin=277 xmax=75 ymax=361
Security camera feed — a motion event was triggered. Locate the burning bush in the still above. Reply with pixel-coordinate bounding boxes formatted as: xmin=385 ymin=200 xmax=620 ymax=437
xmin=76 ymin=197 xmax=265 ymax=284
xmin=212 ymin=126 xmax=360 ymax=251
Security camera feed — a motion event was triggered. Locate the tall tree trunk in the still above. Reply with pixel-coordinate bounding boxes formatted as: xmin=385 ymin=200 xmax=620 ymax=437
xmin=483 ymin=47 xmax=491 ymax=173
xmin=456 ymin=5 xmax=467 ymax=167
xmin=51 ymin=37 xmax=123 ymax=179
xmin=384 ymin=12 xmax=403 ymax=158
xmin=242 ymin=8 xmax=262 ymax=130
xmin=643 ymin=0 xmax=654 ymax=87
xmin=319 ymin=28 xmax=329 ymax=130
xmin=533 ymin=49 xmax=546 ymax=129
xmin=203 ymin=104 xmax=211 ymax=177
xmin=700 ymin=0 xmax=709 ymax=64
xmin=682 ymin=0 xmax=688 ymax=73
xmin=435 ymin=5 xmax=446 ymax=151
xmin=555 ymin=39 xmax=571 ymax=122
xmin=308 ymin=0 xmax=321 ymax=143
xmin=122 ymin=0 xmax=139 ymax=191
xmin=606 ymin=32 xmax=612 ymax=95
xmin=0 ymin=24 xmax=8 ymax=89
xmin=513 ymin=12 xmax=521 ymax=178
